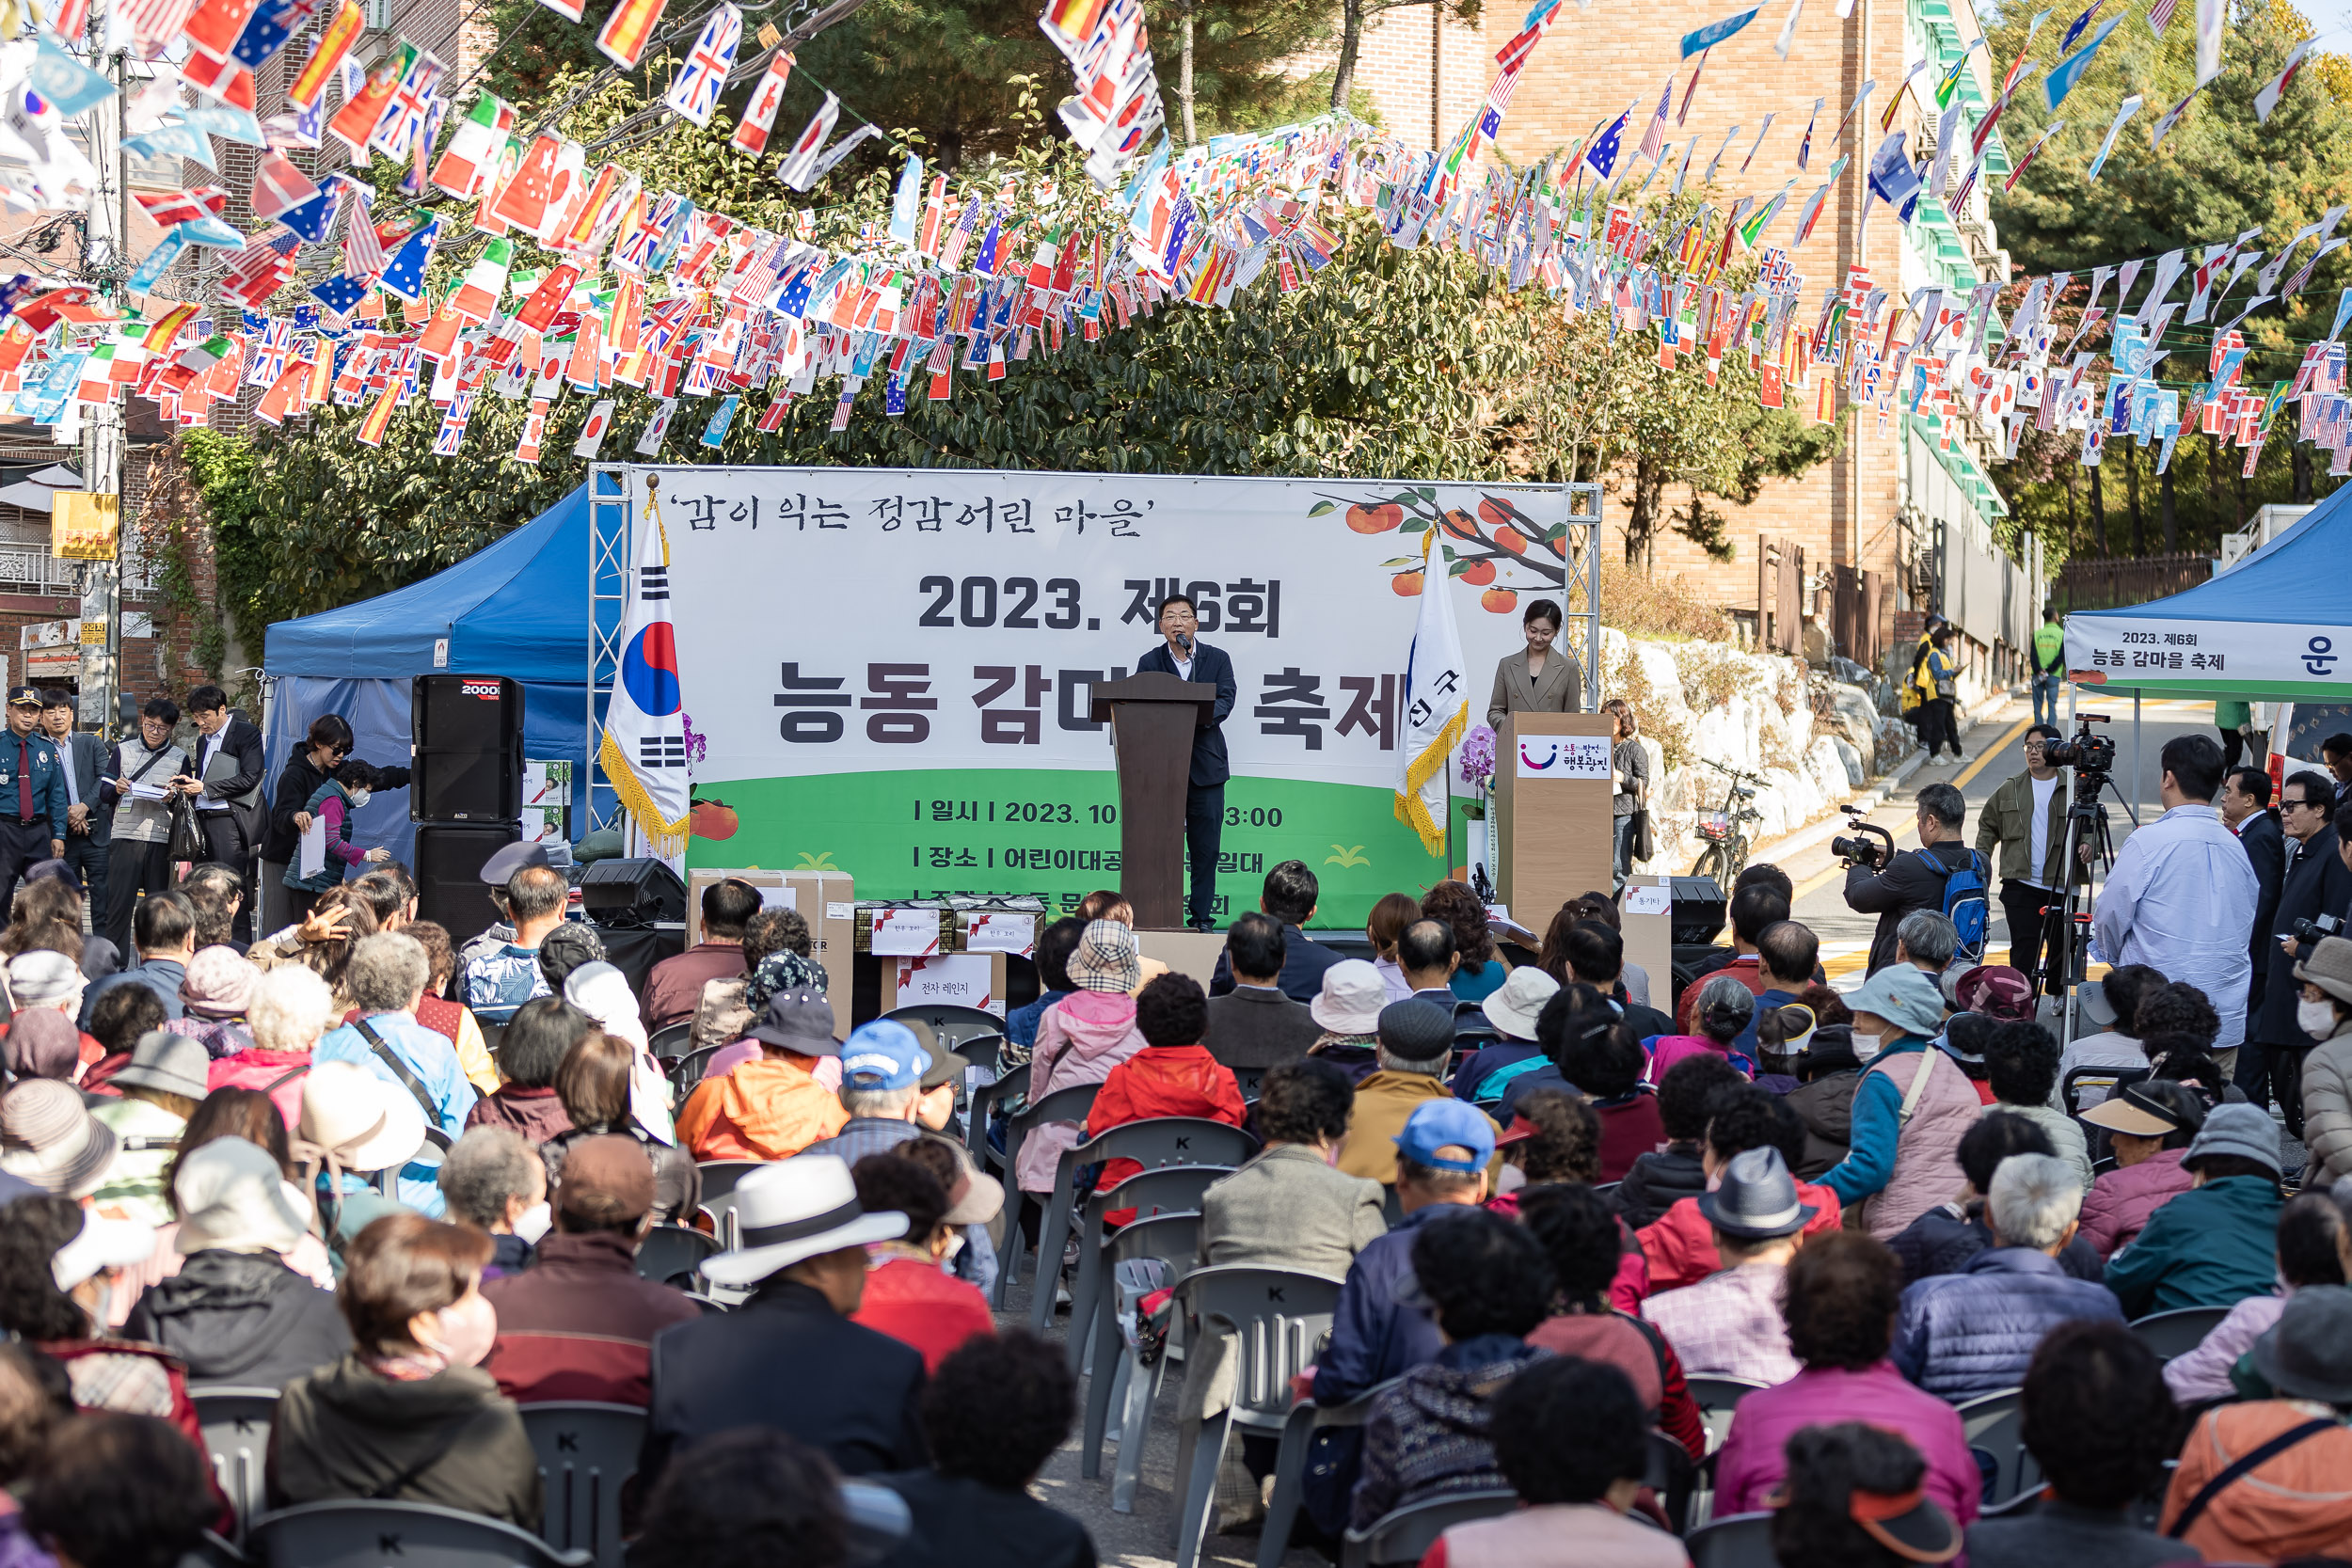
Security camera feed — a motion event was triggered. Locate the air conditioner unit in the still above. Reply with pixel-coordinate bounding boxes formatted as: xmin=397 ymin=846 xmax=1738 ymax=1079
xmin=363 ymin=0 xmax=393 ymax=30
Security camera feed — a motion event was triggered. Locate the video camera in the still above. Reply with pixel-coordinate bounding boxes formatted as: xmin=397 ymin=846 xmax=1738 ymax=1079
xmin=2043 ymin=715 xmax=2116 ymax=776
xmin=2294 ymin=912 xmax=2344 ymax=947
xmin=1831 ymin=804 xmax=1897 ymax=870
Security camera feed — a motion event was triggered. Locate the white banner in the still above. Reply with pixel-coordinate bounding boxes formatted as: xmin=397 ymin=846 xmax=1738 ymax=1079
xmin=2065 ymin=613 xmax=2352 ymax=698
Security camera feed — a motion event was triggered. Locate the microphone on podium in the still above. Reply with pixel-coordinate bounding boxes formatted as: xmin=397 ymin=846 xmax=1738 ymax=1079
xmin=1176 ymin=632 xmax=1194 ymax=657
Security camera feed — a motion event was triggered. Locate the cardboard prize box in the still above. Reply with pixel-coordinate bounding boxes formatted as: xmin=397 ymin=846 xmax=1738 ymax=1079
xmin=684 ymin=867 xmax=857 ymax=1035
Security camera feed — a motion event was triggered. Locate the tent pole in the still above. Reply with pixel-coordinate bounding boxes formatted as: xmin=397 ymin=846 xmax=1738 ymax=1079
xmin=2133 ymin=693 xmax=2142 ymax=820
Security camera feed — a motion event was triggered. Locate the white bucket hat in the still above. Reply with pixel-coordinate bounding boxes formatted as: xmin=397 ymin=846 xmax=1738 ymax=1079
xmin=174 ymin=1135 xmax=311 ymax=1256
xmin=1311 ymin=959 xmax=1389 ymax=1036
xmin=1481 ymin=966 xmax=1560 ymax=1041
xmin=53 ymin=1210 xmax=157 ymax=1291
xmin=699 ymin=1155 xmax=908 ymax=1288
xmin=296 ymin=1061 xmax=428 ymax=1175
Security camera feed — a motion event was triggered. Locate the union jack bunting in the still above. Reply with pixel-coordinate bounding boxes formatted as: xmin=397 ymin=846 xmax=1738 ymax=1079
xmin=662 ymin=3 xmax=740 ymax=126
xmin=369 ymin=48 xmax=444 ymax=163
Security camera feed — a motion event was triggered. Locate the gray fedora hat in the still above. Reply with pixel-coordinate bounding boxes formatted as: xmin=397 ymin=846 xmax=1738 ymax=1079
xmin=2251 ymin=1285 xmax=2352 ymax=1406
xmin=110 ymin=1029 xmax=211 ymax=1101
xmin=1696 ymin=1146 xmax=1817 ymax=1241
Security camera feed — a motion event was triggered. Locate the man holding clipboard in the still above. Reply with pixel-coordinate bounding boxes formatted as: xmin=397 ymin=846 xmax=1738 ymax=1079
xmin=99 ymin=696 xmax=190 ymax=958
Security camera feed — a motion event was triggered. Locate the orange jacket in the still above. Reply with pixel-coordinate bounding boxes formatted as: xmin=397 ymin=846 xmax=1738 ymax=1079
xmin=2162 ymin=1401 xmax=2352 ymax=1561
xmin=675 ymin=1053 xmax=850 ymax=1163
xmin=1085 ymin=1044 xmax=1248 ymax=1195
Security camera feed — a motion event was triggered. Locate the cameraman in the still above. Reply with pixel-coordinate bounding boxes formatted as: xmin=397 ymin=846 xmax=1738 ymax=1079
xmin=1843 ymin=782 xmax=1982 ymax=976
xmin=2249 ymin=769 xmax=2352 ymax=1133
xmin=1974 ymin=723 xmax=2067 ymax=986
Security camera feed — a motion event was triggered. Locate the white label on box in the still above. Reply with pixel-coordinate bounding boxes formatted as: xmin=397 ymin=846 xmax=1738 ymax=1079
xmin=870 ymin=908 xmax=941 ymax=956
xmin=1623 ymin=883 xmax=1673 ymax=916
xmin=893 ymin=954 xmax=1003 ymax=1016
xmin=1516 ymin=733 xmax=1613 ymax=779
xmin=758 ymin=886 xmax=798 ymax=912
xmin=825 ymin=902 xmax=854 ymax=922
xmin=963 ymin=912 xmax=1037 ymax=956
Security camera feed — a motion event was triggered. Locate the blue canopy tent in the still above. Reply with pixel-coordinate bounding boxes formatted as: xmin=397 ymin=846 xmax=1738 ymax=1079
xmin=260 ymin=485 xmax=593 ymax=868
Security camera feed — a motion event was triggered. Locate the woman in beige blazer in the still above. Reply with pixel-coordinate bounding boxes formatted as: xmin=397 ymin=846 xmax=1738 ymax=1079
xmin=1486 ymin=596 xmax=1584 ymax=730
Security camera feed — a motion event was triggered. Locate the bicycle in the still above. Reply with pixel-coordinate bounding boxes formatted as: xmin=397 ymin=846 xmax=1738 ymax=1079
xmin=1691 ymin=758 xmax=1767 ymax=895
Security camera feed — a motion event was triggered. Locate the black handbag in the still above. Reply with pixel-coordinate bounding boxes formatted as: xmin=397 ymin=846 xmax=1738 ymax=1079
xmin=1629 ymin=807 xmax=1656 ymax=863
xmin=167 ymin=791 xmax=206 ymax=861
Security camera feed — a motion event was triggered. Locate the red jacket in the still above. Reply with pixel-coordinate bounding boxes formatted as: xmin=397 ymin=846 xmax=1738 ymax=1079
xmin=1637 ymin=1180 xmax=1845 ymax=1294
xmin=1086 ymin=1043 xmax=1248 ymax=1196
xmin=1594 ymin=1093 xmax=1667 ymax=1183
xmin=640 ymin=942 xmax=745 ymax=1030
xmin=850 ymin=1255 xmax=996 ymax=1373
xmin=466 ymin=1084 xmax=575 ymax=1145
xmin=481 ymin=1231 xmax=703 ymax=1406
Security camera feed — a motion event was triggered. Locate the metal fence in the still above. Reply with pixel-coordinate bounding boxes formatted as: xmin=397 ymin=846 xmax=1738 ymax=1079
xmin=2050 ymin=553 xmax=2212 ymax=613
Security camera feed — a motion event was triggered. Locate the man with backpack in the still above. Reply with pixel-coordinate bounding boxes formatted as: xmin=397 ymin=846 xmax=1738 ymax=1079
xmin=1844 ymin=783 xmax=1991 ymax=977
xmin=2093 ymin=735 xmax=2263 ymax=1075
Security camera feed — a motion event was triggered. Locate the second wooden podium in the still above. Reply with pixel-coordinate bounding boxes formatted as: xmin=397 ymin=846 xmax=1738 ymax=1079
xmin=1496 ymin=711 xmax=1618 ymax=927
xmin=1090 ymin=673 xmax=1220 ymax=928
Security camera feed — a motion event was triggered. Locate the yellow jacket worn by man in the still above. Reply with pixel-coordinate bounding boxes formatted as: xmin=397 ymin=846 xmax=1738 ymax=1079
xmin=1335 ymin=999 xmax=1500 ymax=1184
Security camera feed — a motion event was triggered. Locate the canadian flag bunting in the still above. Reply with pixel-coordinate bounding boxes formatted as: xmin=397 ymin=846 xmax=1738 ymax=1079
xmin=731 ymin=52 xmax=794 ymax=155
xmin=249 ymin=149 xmax=319 ymax=221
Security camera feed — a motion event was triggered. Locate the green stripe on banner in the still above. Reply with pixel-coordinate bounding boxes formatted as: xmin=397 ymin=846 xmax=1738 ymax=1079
xmin=2076 ymin=678 xmax=2352 ymax=701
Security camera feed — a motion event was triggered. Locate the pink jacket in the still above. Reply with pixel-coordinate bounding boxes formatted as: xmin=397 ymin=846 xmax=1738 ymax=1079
xmin=2078 ymin=1148 xmax=2194 ymax=1259
xmin=1015 ymin=990 xmax=1145 ymax=1194
xmin=207 ymin=1048 xmax=314 ymax=1130
xmin=1713 ymin=1362 xmax=1980 ymax=1528
xmin=1645 ymin=1034 xmax=1750 ymax=1085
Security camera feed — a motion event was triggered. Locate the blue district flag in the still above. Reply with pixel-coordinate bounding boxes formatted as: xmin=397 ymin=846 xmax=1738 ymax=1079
xmin=1681 ymin=6 xmax=1760 ymax=57
xmin=2044 ymin=13 xmax=2124 ymax=110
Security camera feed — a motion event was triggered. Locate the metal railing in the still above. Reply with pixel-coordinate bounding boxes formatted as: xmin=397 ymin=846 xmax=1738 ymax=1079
xmin=2050 ymin=553 xmax=2211 ymax=613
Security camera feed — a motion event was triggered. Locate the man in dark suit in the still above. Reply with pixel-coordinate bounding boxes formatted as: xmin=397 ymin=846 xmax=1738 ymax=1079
xmin=40 ymin=689 xmax=109 ymax=934
xmin=174 ymin=684 xmax=266 ymax=943
xmin=1135 ymin=592 xmax=1236 ymax=930
xmin=1209 ymin=860 xmax=1345 ymax=1002
xmin=1202 ymin=911 xmax=1321 ymax=1071
xmin=2225 ymin=765 xmax=2287 ymax=1101
xmin=2252 ymin=769 xmax=2352 ymax=1134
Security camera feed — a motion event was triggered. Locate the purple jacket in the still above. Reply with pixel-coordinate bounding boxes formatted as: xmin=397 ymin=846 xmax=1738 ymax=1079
xmin=2077 ymin=1148 xmax=2194 ymax=1259
xmin=1714 ymin=1362 xmax=1981 ymax=1529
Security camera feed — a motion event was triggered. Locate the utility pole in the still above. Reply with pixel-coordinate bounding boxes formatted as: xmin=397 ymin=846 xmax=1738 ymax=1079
xmin=77 ymin=41 xmax=127 ymax=739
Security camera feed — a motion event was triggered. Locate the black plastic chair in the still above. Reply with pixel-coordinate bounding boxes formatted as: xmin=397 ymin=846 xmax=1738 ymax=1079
xmin=1645 ymin=1428 xmax=1699 ymax=1535
xmin=1685 ymin=1511 xmax=1776 ymax=1568
xmin=246 ymin=1501 xmax=594 ymax=1568
xmin=647 ymin=1021 xmax=692 ymax=1061
xmin=1230 ymin=1064 xmax=1268 ymax=1101
xmin=1169 ymin=1266 xmax=1344 ymax=1568
xmin=517 ymin=1402 xmax=643 ymax=1568
xmin=990 ymin=1080 xmax=1101 ymax=1308
xmin=1685 ymin=1374 xmax=1770 ymax=1453
xmin=1259 ymin=1377 xmax=1403 ymax=1568
xmin=1032 ymin=1117 xmax=1259 ymax=1333
xmin=2130 ymin=1304 xmax=2233 ymax=1360
xmin=1340 ymin=1489 xmax=1518 ymax=1568
xmin=882 ymin=1003 xmax=1008 ymax=1049
xmin=1063 ymin=1164 xmax=1232 ymax=1368
xmin=667 ymin=1042 xmax=732 ymax=1097
xmin=1979 ymin=1486 xmax=2042 ymax=1519
xmin=693 ymin=1159 xmax=770 ymax=1250
xmin=633 ymin=1225 xmax=720 ymax=1290
xmin=190 ymin=1386 xmax=278 ymax=1539
xmin=1957 ymin=1386 xmax=2040 ymax=1506
xmin=1083 ymin=1210 xmax=1205 ymax=1510
xmin=967 ymin=1061 xmax=1029 ymax=1174
xmin=2063 ymin=1063 xmax=2150 ymax=1117
xmin=951 ymin=1033 xmax=1004 ymax=1075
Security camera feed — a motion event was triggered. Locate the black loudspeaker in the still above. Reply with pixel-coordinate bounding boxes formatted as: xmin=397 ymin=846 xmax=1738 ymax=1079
xmin=411 ymin=674 xmax=525 ymax=822
xmin=580 ymin=857 xmax=688 ymax=928
xmin=1669 ymin=876 xmax=1729 ymax=946
xmin=414 ymin=822 xmax=523 ymax=948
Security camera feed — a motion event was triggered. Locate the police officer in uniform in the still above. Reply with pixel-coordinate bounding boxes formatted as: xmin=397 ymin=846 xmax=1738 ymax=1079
xmin=0 ymin=687 xmax=69 ymax=916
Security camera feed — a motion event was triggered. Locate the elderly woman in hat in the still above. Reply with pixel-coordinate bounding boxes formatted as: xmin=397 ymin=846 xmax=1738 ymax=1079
xmin=163 ymin=946 xmax=261 ymax=1060
xmin=1819 ymin=965 xmax=1987 ymax=1240
xmin=2106 ymin=1101 xmax=2288 ymax=1317
xmin=2 ymin=948 xmax=95 ymax=1068
xmin=2076 ymin=1080 xmax=2207 ymax=1258
xmin=88 ymin=1031 xmax=212 ymax=1226
xmin=294 ymin=1061 xmax=429 ymax=1274
xmin=1305 ymin=958 xmax=1388 ymax=1084
xmin=0 ymin=1077 xmax=116 ymax=1196
xmin=1451 ymin=964 xmax=1562 ymax=1108
xmin=675 ymin=986 xmax=850 ymax=1163
xmin=2292 ymin=933 xmax=2352 ymax=1182
xmin=1015 ymin=920 xmax=1147 ymax=1199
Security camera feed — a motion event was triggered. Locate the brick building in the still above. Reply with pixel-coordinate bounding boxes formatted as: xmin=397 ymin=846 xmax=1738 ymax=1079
xmin=1311 ymin=0 xmax=2038 ymax=674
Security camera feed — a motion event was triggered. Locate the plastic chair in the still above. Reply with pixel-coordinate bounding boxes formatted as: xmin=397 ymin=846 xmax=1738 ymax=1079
xmin=1956 ymin=1386 xmax=2040 ymax=1506
xmin=989 ymin=1080 xmax=1102 ymax=1308
xmin=1380 ymin=1184 xmax=1404 ymax=1227
xmin=245 ymin=1501 xmax=594 ymax=1568
xmin=1169 ymin=1266 xmax=1345 ymax=1568
xmin=2130 ymin=1305 xmax=2233 ymax=1361
xmin=1258 ymin=1377 xmax=1403 ymax=1568
xmin=882 ymin=1003 xmax=1009 ymax=1049
xmin=1230 ymin=1064 xmax=1267 ymax=1101
xmin=693 ymin=1159 xmax=771 ymax=1250
xmin=1979 ymin=1486 xmax=2042 ymax=1519
xmin=951 ymin=1033 xmax=1004 ymax=1075
xmin=1645 ymin=1428 xmax=1699 ymax=1535
xmin=1685 ymin=1374 xmax=1770 ymax=1453
xmin=2063 ymin=1064 xmax=2150 ymax=1117
xmin=190 ymin=1386 xmax=278 ymax=1539
xmin=968 ymin=1061 xmax=1029 ymax=1174
xmin=517 ymin=1402 xmax=644 ymax=1568
xmin=1685 ymin=1512 xmax=1777 ymax=1568
xmin=647 ymin=1021 xmax=692 ymax=1060
xmin=633 ymin=1225 xmax=721 ymax=1290
xmin=1340 ymin=1489 xmax=1518 ymax=1568
xmin=1081 ymin=1211 xmax=1206 ymax=1509
xmin=1032 ymin=1118 xmax=1259 ymax=1333
xmin=667 ymin=1042 xmax=732 ymax=1097
xmin=1064 ymin=1164 xmax=1232 ymax=1368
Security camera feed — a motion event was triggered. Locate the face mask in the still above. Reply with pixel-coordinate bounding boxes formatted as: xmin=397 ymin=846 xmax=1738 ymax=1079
xmin=514 ymin=1201 xmax=552 ymax=1244
xmin=2298 ymin=998 xmax=2340 ymax=1040
xmin=1851 ymin=1032 xmax=1883 ymax=1061
xmin=939 ymin=1231 xmax=966 ymax=1265
xmin=418 ymin=1291 xmax=498 ymax=1369
xmin=345 ymin=787 xmax=372 ymax=809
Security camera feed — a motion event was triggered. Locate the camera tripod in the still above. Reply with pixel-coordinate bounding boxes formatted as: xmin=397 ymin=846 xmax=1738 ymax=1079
xmin=2034 ymin=766 xmax=2123 ymax=1044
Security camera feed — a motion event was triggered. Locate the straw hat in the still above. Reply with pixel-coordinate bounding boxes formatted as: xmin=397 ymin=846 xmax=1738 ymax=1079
xmin=295 ymin=1061 xmax=428 ymax=1174
xmin=0 ymin=1079 xmax=118 ymax=1196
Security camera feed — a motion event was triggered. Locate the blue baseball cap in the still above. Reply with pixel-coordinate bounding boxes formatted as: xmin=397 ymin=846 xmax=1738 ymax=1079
xmin=1393 ymin=1098 xmax=1496 ymax=1173
xmin=839 ymin=1021 xmax=931 ymax=1092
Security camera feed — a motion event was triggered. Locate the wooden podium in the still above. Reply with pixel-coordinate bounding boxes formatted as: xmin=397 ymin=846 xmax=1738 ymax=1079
xmin=1091 ymin=673 xmax=1220 ymax=928
xmin=1496 ymin=712 xmax=1618 ymax=928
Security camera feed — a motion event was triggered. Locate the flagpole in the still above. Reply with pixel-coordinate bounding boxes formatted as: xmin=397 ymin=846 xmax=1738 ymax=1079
xmin=79 ymin=38 xmax=126 ymax=743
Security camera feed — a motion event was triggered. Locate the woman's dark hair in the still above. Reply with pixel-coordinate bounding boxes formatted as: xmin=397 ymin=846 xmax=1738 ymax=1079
xmin=2128 ymin=1081 xmax=2209 ymax=1150
xmin=1942 ymin=1012 xmax=1996 ymax=1080
xmin=3 ymin=877 xmax=84 ymax=959
xmin=1783 ymin=1232 xmax=1902 ymax=1370
xmin=1518 ymin=1180 xmax=1624 ymax=1310
xmin=2022 ymin=1321 xmax=2184 ymax=1510
xmin=1705 ymin=1084 xmax=1804 ymax=1170
xmin=1982 ymin=1021 xmax=2060 ymax=1105
xmin=1537 ymin=984 xmax=1630 ymax=1087
xmin=1655 ymin=1051 xmax=1747 ymax=1142
xmin=1257 ymin=1059 xmax=1354 ymax=1147
xmin=335 ymin=758 xmax=384 ymax=794
xmin=2149 ymin=1043 xmax=2227 ymax=1097
xmin=163 ymin=1087 xmax=293 ymax=1214
xmin=1509 ymin=1087 xmax=1601 ymax=1184
xmin=850 ymin=1152 xmax=949 ymax=1244
xmin=1034 ymin=915 xmax=1087 ymax=993
xmin=2133 ymin=981 xmax=2219 ymax=1052
xmin=501 ymin=997 xmax=596 ymax=1087
xmin=1799 ymin=983 xmax=1852 ymax=1026
xmin=0 ymin=1343 xmax=71 ymax=1485
xmin=306 ymin=713 xmax=355 ymax=752
xmin=631 ymin=1429 xmax=847 ymax=1568
xmin=1367 ymin=893 xmax=1422 ymax=957
xmin=1957 ymin=1112 xmax=2056 ymax=1196
xmin=2277 ymin=1193 xmax=2348 ymax=1289
xmin=743 ymin=907 xmax=812 ymax=969
xmin=0 ymin=1194 xmax=85 ymax=1342
xmin=88 ymin=982 xmax=168 ymax=1057
xmin=1134 ymin=972 xmax=1209 ymax=1049
xmin=920 ymin=1329 xmax=1076 ymax=1491
xmin=1419 ymin=879 xmax=1496 ymax=970
xmin=1076 ymin=889 xmax=1134 ymax=925
xmin=534 ymin=923 xmax=608 ymax=990
xmin=1410 ymin=1208 xmax=1554 ymax=1339
xmin=338 ymin=1212 xmax=494 ymax=1356
xmin=1491 ymin=1355 xmax=1645 ymax=1505
xmin=554 ymin=1028 xmax=634 ymax=1130
xmin=1522 ymin=597 xmax=1564 ymax=630
xmin=1771 ymin=1423 xmax=1939 ymax=1568
xmin=405 ymin=919 xmax=456 ymax=990
xmin=24 ymin=1413 xmax=217 ymax=1568
xmin=2092 ymin=964 xmax=2164 ymax=1036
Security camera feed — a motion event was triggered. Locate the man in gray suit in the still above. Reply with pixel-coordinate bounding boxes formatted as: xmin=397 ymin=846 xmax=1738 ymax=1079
xmin=1202 ymin=912 xmax=1320 ymax=1073
xmin=40 ymin=689 xmax=108 ymax=934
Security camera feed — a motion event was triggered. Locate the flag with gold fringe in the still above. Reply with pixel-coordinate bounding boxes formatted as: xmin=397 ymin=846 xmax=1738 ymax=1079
xmin=1394 ymin=526 xmax=1467 ymax=857
xmin=598 ymin=479 xmax=693 ymax=854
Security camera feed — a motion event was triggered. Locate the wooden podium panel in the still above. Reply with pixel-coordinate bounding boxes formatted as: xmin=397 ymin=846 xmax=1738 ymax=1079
xmin=1090 ymin=673 xmax=1218 ymax=929
xmin=1497 ymin=713 xmax=1617 ymax=931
